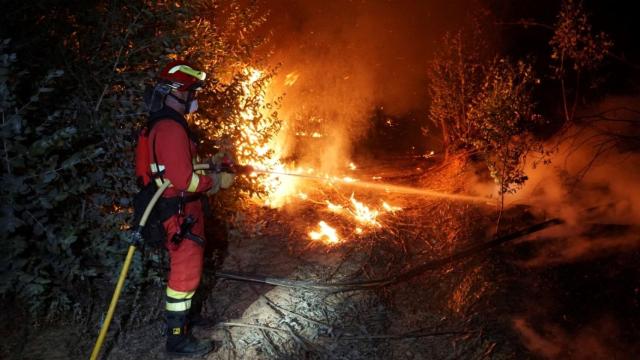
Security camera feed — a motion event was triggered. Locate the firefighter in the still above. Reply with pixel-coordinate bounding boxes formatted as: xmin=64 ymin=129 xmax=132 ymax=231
xmin=145 ymin=60 xmax=233 ymax=356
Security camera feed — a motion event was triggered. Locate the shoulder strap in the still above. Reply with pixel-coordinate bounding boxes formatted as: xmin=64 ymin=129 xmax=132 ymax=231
xmin=147 ymin=107 xmax=197 ymax=143
xmin=151 ymin=132 xmax=165 ymax=182
xmin=147 ymin=107 xmax=198 ymax=182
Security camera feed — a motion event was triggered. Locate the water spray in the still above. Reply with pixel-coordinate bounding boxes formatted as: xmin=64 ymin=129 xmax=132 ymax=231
xmin=194 ymin=163 xmax=493 ymax=204
xmin=251 ymin=168 xmax=493 ymax=204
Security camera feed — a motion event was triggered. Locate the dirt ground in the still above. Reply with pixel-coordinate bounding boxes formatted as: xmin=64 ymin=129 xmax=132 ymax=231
xmin=4 ymin=157 xmax=640 ymax=359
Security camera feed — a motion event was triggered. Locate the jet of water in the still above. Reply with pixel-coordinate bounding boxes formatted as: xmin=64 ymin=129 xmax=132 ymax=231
xmin=253 ymin=169 xmax=492 ymax=204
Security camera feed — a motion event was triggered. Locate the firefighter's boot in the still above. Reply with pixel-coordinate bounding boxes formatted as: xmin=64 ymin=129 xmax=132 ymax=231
xmin=188 ymin=289 xmax=215 ymax=329
xmin=166 ymin=311 xmax=214 ymax=357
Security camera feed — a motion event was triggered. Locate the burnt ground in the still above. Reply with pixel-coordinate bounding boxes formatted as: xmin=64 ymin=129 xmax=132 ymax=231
xmin=3 ymin=156 xmax=640 ymax=359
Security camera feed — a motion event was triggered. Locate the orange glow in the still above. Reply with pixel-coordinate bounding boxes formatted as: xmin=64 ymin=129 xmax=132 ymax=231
xmin=309 ymin=221 xmax=340 ymax=244
xmin=284 ymin=71 xmax=300 ymax=86
xmin=218 ymin=66 xmax=300 ymax=208
xmin=326 ymin=200 xmax=344 ymax=213
xmin=382 ymin=201 xmax=402 ymax=212
xmin=223 ymin=66 xmax=407 ymax=237
xmin=349 ymin=194 xmax=381 ymax=227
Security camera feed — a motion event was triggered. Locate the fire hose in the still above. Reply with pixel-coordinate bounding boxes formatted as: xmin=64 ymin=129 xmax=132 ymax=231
xmin=213 ymin=218 xmax=564 ymax=291
xmin=90 ymin=162 xmax=251 ymax=360
xmin=90 ymin=162 xmax=554 ymax=358
xmin=90 ymin=180 xmax=171 ymax=360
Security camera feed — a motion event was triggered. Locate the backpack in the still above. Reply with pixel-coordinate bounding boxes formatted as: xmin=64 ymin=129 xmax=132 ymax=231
xmin=131 ymin=109 xmax=195 ymax=248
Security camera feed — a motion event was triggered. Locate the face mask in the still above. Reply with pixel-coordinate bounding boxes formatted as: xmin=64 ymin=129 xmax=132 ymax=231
xmin=186 ymin=99 xmax=198 ymax=113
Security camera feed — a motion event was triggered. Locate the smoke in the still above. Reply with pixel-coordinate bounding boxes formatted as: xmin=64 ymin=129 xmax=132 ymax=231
xmin=503 ymin=96 xmax=640 ymax=266
xmin=260 ymin=0 xmax=471 ymax=172
xmin=512 ymin=316 xmax=633 ymax=359
xmin=513 ymin=230 xmax=640 ymax=267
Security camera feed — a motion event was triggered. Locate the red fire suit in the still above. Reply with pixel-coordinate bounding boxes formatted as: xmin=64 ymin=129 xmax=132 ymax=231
xmin=148 ymin=114 xmax=213 ymax=309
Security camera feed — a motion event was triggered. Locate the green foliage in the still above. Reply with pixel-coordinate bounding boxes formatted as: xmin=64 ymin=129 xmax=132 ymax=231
xmin=183 ymin=2 xmax=281 ymax=201
xmin=1 ymin=39 xmax=103 ymax=316
xmin=428 ymin=19 xmax=489 ymax=153
xmin=550 ymin=0 xmax=613 ymax=123
xmin=0 ymin=0 xmax=276 ymax=320
xmin=428 ymin=15 xmax=545 ymax=194
xmin=468 ymin=59 xmax=544 ymax=194
xmin=550 ymin=0 xmax=612 ymax=74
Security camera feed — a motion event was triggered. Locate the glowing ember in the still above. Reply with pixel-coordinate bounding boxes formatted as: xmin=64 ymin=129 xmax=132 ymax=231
xmin=309 ymin=221 xmax=340 ymax=244
xmin=342 ymin=176 xmax=357 ymax=183
xmin=355 ymin=227 xmax=363 ymax=235
xmin=311 ymin=132 xmax=323 ymax=138
xmin=349 ymin=194 xmax=381 ymax=227
xmin=348 ymin=162 xmax=357 ymax=170
xmin=298 ymin=192 xmax=309 ymax=200
xmin=326 ymin=200 xmax=344 ymax=213
xmin=382 ymin=201 xmax=402 ymax=212
xmin=284 ymin=71 xmax=299 ymax=86
xmin=422 ymin=150 xmax=436 ymax=159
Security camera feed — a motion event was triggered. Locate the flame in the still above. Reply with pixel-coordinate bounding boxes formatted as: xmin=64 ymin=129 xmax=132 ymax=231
xmin=349 ymin=194 xmax=381 ymax=227
xmin=309 ymin=221 xmax=340 ymax=244
xmin=382 ymin=201 xmax=402 ymax=212
xmin=226 ymin=66 xmax=402 ymax=233
xmin=295 ymin=131 xmax=323 ymax=138
xmin=326 ymin=200 xmax=344 ymax=213
xmin=222 ymin=66 xmax=300 ymax=208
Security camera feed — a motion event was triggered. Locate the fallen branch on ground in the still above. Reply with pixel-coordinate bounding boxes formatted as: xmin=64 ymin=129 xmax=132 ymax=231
xmin=340 ymin=329 xmax=470 ymax=341
xmin=215 ymin=218 xmax=564 ymax=290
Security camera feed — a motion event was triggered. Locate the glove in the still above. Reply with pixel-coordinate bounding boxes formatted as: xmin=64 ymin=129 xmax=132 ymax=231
xmin=207 ymin=172 xmax=235 ymax=194
xmin=207 ymin=173 xmax=222 ymax=195
xmin=210 ymin=151 xmax=226 ymax=166
xmin=220 ymin=172 xmax=235 ymax=189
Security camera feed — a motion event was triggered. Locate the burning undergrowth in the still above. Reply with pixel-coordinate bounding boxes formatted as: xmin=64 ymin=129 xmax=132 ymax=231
xmin=165 ymin=29 xmax=640 ymax=357
xmin=205 ymin=64 xmax=640 ymax=358
xmin=206 ymin=153 xmax=509 ymax=359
